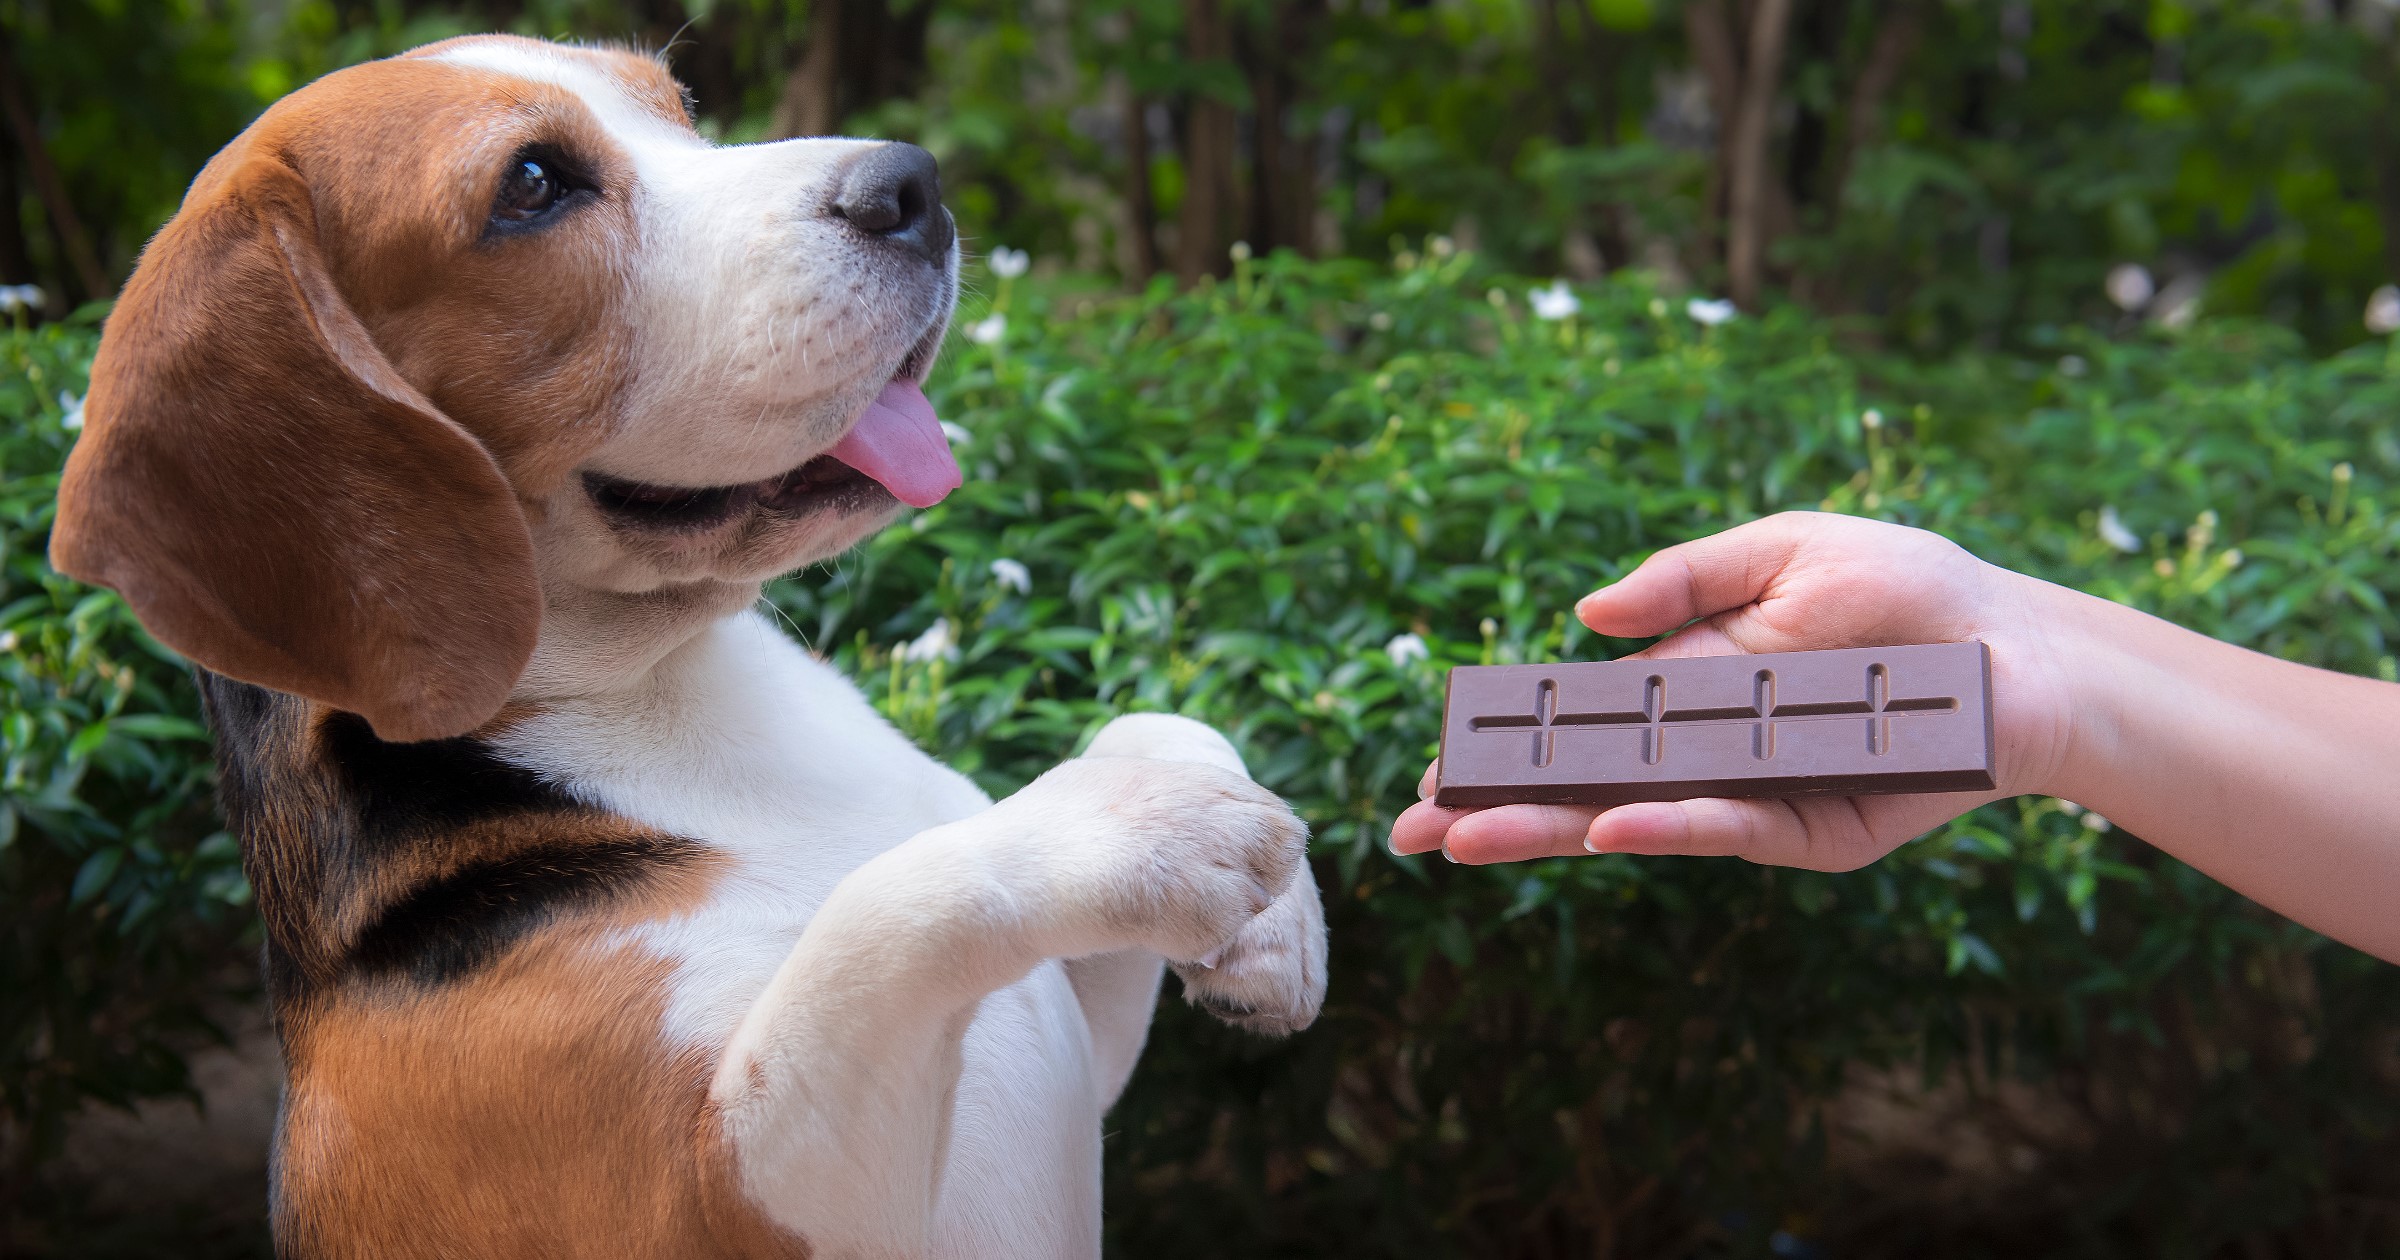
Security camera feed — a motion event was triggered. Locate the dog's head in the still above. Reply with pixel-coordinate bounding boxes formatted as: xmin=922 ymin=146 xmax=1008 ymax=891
xmin=51 ymin=36 xmax=959 ymax=742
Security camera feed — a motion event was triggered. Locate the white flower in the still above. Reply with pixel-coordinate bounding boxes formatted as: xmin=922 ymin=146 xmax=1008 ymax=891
xmin=900 ymin=617 xmax=957 ymax=663
xmin=2081 ymin=811 xmax=2112 ymax=833
xmin=1428 ymin=234 xmax=1455 ymax=259
xmin=2157 ymin=294 xmax=2199 ymax=329
xmin=1228 ymin=240 xmax=1252 ymax=263
xmin=59 ymin=391 xmax=83 ymax=431
xmin=2105 ymin=263 xmax=2155 ymax=312
xmin=965 ymin=314 xmax=1006 ymax=345
xmin=939 ymin=420 xmax=972 ymax=446
xmin=0 ymin=630 xmax=16 ymax=654
xmin=2097 ymin=505 xmax=2141 ymax=554
xmin=1528 ymin=280 xmax=1580 ymax=321
xmin=989 ymin=557 xmax=1031 ymax=594
xmin=1685 ymin=297 xmax=1737 ymax=326
xmin=1384 ymin=633 xmax=1429 ymax=666
xmin=2367 ymin=284 xmax=2400 ymax=336
xmin=2055 ymin=799 xmax=2085 ymax=818
xmin=987 ymin=246 xmax=1030 ymax=279
xmin=1860 ymin=408 xmax=1884 ymax=431
xmin=0 ymin=283 xmax=44 ymax=313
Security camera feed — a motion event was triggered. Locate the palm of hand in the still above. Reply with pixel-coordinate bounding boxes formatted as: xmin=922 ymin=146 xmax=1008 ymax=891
xmin=1392 ymin=514 xmax=2079 ymax=870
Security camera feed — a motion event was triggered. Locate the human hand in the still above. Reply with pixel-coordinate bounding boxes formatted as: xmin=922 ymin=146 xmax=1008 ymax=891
xmin=1388 ymin=512 xmax=2080 ymax=869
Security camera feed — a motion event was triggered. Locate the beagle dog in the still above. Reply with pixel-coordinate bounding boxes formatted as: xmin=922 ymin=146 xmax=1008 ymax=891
xmin=50 ymin=35 xmax=1326 ymax=1258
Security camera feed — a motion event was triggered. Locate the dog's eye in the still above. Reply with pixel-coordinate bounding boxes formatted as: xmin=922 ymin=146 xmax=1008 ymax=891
xmin=494 ymin=159 xmax=565 ymax=222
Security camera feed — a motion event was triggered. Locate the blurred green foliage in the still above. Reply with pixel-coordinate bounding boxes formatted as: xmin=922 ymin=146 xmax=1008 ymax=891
xmin=4 ymin=1 xmax=2399 ymax=349
xmin=5 ymin=0 xmax=2400 ymax=1252
xmin=0 ymin=313 xmax=250 ymax=1200
xmin=801 ymin=247 xmax=2400 ymax=1256
xmin=7 ymin=244 xmax=2400 ymax=1254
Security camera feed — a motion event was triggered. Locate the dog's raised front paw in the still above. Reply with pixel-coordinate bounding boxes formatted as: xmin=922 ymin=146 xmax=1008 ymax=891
xmin=1002 ymin=755 xmax=1307 ymax=968
xmin=1171 ymin=862 xmax=1327 ymax=1037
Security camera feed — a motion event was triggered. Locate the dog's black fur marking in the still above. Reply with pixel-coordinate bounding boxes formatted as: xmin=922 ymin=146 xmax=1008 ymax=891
xmin=349 ymin=835 xmax=697 ymax=986
xmin=315 ymin=709 xmax=584 ymax=849
xmin=199 ymin=671 xmax=696 ymax=1003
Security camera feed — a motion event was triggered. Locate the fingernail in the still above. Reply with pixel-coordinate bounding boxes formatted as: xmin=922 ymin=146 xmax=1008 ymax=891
xmin=1441 ymin=844 xmax=1460 ymax=864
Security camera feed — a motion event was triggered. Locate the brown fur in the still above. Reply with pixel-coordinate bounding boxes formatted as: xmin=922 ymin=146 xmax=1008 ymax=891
xmin=55 ymin=40 xmax=825 ymax=1257
xmin=51 ymin=42 xmax=646 ymax=743
xmin=201 ymin=671 xmax=808 ymax=1258
xmin=277 ymin=942 xmax=800 ymax=1259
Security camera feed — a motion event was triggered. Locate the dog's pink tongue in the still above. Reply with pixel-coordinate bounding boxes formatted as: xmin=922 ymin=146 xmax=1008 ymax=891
xmin=827 ymin=380 xmax=961 ymax=508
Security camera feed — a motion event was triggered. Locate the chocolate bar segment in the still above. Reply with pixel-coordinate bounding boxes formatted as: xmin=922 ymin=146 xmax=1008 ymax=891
xmin=1433 ymin=643 xmax=1995 ymax=808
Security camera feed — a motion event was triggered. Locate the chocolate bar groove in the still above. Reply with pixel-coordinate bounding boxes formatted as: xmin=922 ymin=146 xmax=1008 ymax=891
xmin=1434 ymin=643 xmax=1996 ymax=808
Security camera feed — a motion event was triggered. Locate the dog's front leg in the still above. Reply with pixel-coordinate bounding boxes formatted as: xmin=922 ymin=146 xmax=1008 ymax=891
xmin=1061 ymin=949 xmax=1164 ymax=1110
xmin=1063 ymin=715 xmax=1328 ymax=1110
xmin=707 ymin=749 xmax=1304 ymax=1257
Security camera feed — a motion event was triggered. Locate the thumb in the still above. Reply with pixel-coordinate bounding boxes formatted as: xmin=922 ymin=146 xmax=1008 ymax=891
xmin=1576 ymin=514 xmax=1821 ymax=639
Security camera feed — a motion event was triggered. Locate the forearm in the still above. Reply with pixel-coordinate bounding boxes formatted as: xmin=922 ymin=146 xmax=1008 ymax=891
xmin=2033 ymin=576 xmax=2400 ymax=963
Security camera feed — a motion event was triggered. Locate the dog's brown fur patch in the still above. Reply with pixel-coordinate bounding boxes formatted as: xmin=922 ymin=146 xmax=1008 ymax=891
xmin=204 ymin=674 xmax=807 ymax=1258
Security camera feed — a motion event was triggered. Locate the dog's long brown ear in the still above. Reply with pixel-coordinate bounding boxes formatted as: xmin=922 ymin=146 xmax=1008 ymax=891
xmin=52 ymin=154 xmax=539 ymax=743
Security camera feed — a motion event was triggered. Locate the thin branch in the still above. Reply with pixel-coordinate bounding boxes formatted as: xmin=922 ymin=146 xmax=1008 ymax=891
xmin=0 ymin=29 xmax=106 ymax=303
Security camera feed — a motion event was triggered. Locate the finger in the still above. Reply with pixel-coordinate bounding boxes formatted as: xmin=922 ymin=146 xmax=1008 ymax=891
xmin=1417 ymin=759 xmax=1440 ymax=801
xmin=1575 ymin=513 xmax=1818 ymax=639
xmin=1389 ymin=798 xmax=1475 ymax=855
xmin=1619 ymin=620 xmax=1748 ymax=662
xmin=1585 ymin=795 xmax=1892 ymax=872
xmin=1444 ymin=803 xmax=1606 ymax=864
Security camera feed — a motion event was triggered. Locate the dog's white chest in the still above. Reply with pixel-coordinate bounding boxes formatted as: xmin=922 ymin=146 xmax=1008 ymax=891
xmin=494 ymin=611 xmax=1105 ymax=1253
xmin=496 ymin=611 xmax=1001 ymax=1040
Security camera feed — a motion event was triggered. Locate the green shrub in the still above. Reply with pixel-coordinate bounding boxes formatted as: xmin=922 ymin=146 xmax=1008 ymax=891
xmin=0 ymin=313 xmax=252 ymax=1193
xmin=4 ymin=252 xmax=2396 ymax=1255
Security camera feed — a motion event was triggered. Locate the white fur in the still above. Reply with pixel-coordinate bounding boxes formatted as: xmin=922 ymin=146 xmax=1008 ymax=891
xmin=438 ymin=41 xmax=1328 ymax=1258
xmin=495 ymin=613 xmax=1322 ymax=1256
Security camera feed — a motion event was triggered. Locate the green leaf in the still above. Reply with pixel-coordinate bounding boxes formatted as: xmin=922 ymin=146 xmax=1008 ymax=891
xmin=70 ymin=846 xmax=122 ymax=906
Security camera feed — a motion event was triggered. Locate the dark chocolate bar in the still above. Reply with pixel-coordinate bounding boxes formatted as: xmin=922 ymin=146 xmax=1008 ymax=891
xmin=1433 ymin=643 xmax=1995 ymax=808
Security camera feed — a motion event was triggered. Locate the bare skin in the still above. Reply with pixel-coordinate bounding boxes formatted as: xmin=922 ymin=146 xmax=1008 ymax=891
xmin=1388 ymin=512 xmax=2400 ymax=965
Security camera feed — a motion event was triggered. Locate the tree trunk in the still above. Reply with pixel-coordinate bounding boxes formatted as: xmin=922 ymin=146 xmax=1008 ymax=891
xmin=1175 ymin=0 xmax=1239 ymax=282
xmin=1565 ymin=0 xmax=1628 ymax=274
xmin=1116 ymin=77 xmax=1160 ymax=283
xmin=767 ymin=0 xmax=931 ymax=141
xmin=770 ymin=0 xmax=844 ymax=138
xmin=1829 ymin=0 xmax=1924 ymax=229
xmin=0 ymin=132 xmax=38 ymax=287
xmin=1241 ymin=1 xmax=1323 ymax=258
xmin=1684 ymin=0 xmax=1741 ymax=150
xmin=1684 ymin=0 xmax=1740 ymax=266
xmin=1533 ymin=0 xmax=1581 ymax=145
xmin=0 ymin=32 xmax=105 ymax=304
xmin=2379 ymin=37 xmax=2400 ymax=284
xmin=1572 ymin=0 xmax=1621 ymax=146
xmin=1724 ymin=0 xmax=1795 ymax=309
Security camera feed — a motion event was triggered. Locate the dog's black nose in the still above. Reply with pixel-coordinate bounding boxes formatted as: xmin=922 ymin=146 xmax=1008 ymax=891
xmin=833 ymin=142 xmax=952 ymax=264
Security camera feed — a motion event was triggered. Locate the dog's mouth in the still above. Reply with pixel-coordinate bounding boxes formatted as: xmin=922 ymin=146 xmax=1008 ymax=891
xmin=584 ymin=456 xmax=881 ymax=533
xmin=585 ymin=374 xmax=959 ymax=534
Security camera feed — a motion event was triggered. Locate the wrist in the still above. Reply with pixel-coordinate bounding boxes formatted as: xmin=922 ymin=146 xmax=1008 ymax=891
xmin=2004 ymin=573 xmax=2145 ymax=811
